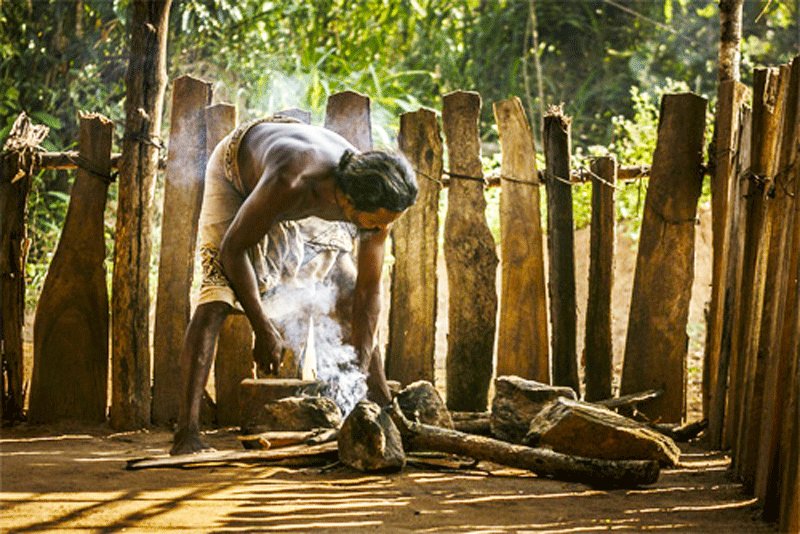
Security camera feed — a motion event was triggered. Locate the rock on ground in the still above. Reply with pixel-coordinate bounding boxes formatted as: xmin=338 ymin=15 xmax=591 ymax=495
xmin=490 ymin=375 xmax=577 ymax=443
xmin=250 ymin=396 xmax=342 ymax=433
xmin=525 ymin=397 xmax=681 ymax=466
xmin=396 ymin=380 xmax=454 ymax=429
xmin=338 ymin=400 xmax=406 ymax=473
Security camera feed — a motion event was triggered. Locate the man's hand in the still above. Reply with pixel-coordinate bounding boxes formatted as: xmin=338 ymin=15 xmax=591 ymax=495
xmin=253 ymin=322 xmax=285 ymax=375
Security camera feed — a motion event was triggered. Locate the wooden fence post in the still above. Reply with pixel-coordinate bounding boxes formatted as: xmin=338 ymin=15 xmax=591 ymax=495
xmin=0 ymin=114 xmax=49 ymax=422
xmin=29 ymin=113 xmax=113 ymax=423
xmin=442 ymin=91 xmax=498 ymax=411
xmin=110 ymin=0 xmax=171 ymax=430
xmin=707 ymin=79 xmax=750 ymax=447
xmin=387 ymin=108 xmax=442 ymax=385
xmin=493 ymin=97 xmax=549 ymax=382
xmin=325 ymin=91 xmax=372 ymax=152
xmin=620 ymin=93 xmax=707 ymax=424
xmin=544 ymin=107 xmax=578 ymax=392
xmin=584 ymin=156 xmax=616 ymax=401
xmin=152 ymin=75 xmax=212 ymax=425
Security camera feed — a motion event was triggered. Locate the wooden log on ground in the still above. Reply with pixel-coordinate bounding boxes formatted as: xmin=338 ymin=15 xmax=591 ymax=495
xmin=442 ymin=91 xmax=498 ymax=411
xmin=732 ymin=67 xmax=786 ymax=483
xmin=595 ymin=389 xmax=662 ymax=411
xmin=29 ymin=113 xmax=113 ymax=423
xmin=126 ymin=441 xmax=338 ymax=470
xmin=324 ymin=91 xmax=372 ymax=152
xmin=584 ymin=156 xmax=616 ymax=401
xmin=620 ymin=93 xmax=707 ymax=424
xmin=650 ymin=419 xmax=708 ymax=442
xmin=387 ymin=108 xmax=441 ymax=384
xmin=0 ymin=113 xmax=49 ymax=422
xmin=493 ymin=97 xmax=549 ymax=382
xmin=238 ymin=428 xmax=338 ymax=450
xmin=544 ymin=107 xmax=579 ymax=392
xmin=707 ymin=80 xmax=750 ymax=447
xmin=388 ymin=400 xmax=659 ymax=488
xmin=110 ymin=0 xmax=171 ymax=429
xmin=152 ymin=75 xmax=212 ymax=425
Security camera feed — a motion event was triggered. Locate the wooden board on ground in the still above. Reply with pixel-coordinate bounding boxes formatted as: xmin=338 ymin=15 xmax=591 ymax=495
xmin=152 ymin=75 xmax=212 ymax=425
xmin=493 ymin=97 xmax=549 ymax=382
xmin=544 ymin=108 xmax=579 ymax=392
xmin=442 ymin=91 xmax=498 ymax=411
xmin=29 ymin=113 xmax=113 ymax=423
xmin=584 ymin=156 xmax=616 ymax=401
xmin=324 ymin=91 xmax=372 ymax=152
xmin=387 ymin=108 xmax=442 ymax=384
xmin=620 ymin=93 xmax=707 ymax=424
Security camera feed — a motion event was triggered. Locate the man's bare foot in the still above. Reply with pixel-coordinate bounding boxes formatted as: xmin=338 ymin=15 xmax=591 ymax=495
xmin=170 ymin=427 xmax=216 ymax=456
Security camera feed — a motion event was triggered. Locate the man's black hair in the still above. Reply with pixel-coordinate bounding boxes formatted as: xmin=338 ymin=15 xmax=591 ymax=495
xmin=334 ymin=149 xmax=418 ymax=212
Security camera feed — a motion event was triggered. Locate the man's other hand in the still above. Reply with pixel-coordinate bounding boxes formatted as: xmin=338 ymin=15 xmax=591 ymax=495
xmin=253 ymin=325 xmax=284 ymax=375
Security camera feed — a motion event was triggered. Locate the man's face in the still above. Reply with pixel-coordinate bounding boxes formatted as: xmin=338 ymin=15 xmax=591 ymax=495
xmin=349 ymin=207 xmax=404 ymax=235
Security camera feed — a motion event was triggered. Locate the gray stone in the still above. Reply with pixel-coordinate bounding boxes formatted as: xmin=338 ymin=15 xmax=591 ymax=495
xmin=525 ymin=397 xmax=681 ymax=466
xmin=338 ymin=400 xmax=406 ymax=473
xmin=249 ymin=395 xmax=341 ymax=433
xmin=396 ymin=380 xmax=454 ymax=429
xmin=490 ymin=375 xmax=577 ymax=443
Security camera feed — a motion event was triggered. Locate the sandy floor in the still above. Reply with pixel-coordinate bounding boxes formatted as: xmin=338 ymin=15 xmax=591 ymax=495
xmin=0 ymin=423 xmax=775 ymax=533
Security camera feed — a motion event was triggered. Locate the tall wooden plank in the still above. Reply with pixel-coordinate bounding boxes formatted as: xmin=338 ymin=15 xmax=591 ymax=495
xmin=324 ymin=91 xmax=372 ymax=152
xmin=29 ymin=114 xmax=113 ymax=423
xmin=276 ymin=108 xmax=312 ymax=124
xmin=492 ymin=97 xmax=549 ymax=382
xmin=544 ymin=108 xmax=579 ymax=392
xmin=442 ymin=91 xmax=498 ymax=411
xmin=732 ymin=67 xmax=786 ymax=481
xmin=152 ymin=76 xmax=212 ymax=425
xmin=621 ymin=93 xmax=707 ymax=424
xmin=707 ymin=80 xmax=750 ymax=446
xmin=755 ymin=60 xmax=799 ymax=512
xmin=584 ymin=157 xmax=616 ymax=401
xmin=387 ymin=108 xmax=442 ymax=384
xmin=110 ymin=0 xmax=171 ymax=430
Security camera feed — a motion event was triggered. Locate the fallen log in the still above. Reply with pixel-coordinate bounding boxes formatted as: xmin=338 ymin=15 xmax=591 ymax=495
xmin=389 ymin=401 xmax=659 ymax=488
xmin=125 ymin=441 xmax=338 ymax=470
xmin=237 ymin=428 xmax=338 ymax=450
xmin=595 ymin=389 xmax=663 ymax=411
xmin=450 ymin=412 xmax=492 ymax=435
xmin=650 ymin=419 xmax=708 ymax=442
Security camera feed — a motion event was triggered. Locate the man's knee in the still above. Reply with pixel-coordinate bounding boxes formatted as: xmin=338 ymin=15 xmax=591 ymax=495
xmin=190 ymin=301 xmax=232 ymax=332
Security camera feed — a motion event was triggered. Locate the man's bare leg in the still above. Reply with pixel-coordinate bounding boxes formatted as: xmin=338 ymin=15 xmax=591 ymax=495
xmin=171 ymin=301 xmax=232 ymax=455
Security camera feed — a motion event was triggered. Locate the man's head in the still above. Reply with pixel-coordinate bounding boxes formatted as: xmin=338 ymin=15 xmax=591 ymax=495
xmin=334 ymin=149 xmax=418 ymax=215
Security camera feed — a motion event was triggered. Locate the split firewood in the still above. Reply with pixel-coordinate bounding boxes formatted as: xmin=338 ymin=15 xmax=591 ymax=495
xmin=649 ymin=419 xmax=708 ymax=442
xmin=595 ymin=389 xmax=663 ymax=411
xmin=388 ymin=400 xmax=659 ymax=488
xmin=450 ymin=412 xmax=492 ymax=435
xmin=237 ymin=428 xmax=339 ymax=450
xmin=125 ymin=441 xmax=338 ymax=470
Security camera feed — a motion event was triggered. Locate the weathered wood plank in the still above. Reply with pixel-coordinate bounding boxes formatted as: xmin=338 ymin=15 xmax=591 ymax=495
xmin=707 ymin=80 xmax=750 ymax=447
xmin=387 ymin=108 xmax=442 ymax=384
xmin=584 ymin=156 xmax=616 ymax=401
xmin=544 ymin=108 xmax=578 ymax=392
xmin=152 ymin=75 xmax=212 ymax=425
xmin=442 ymin=91 xmax=498 ymax=411
xmin=621 ymin=93 xmax=707 ymax=424
xmin=493 ymin=97 xmax=549 ymax=382
xmin=324 ymin=91 xmax=372 ymax=152
xmin=276 ymin=108 xmax=311 ymax=124
xmin=110 ymin=0 xmax=171 ymax=429
xmin=29 ymin=114 xmax=113 ymax=423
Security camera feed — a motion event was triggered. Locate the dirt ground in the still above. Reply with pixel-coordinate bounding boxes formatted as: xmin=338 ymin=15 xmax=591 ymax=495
xmin=0 ymin=424 xmax=775 ymax=533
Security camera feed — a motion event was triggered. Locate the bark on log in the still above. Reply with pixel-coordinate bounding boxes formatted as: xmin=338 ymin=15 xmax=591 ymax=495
xmin=110 ymin=0 xmax=171 ymax=429
xmin=719 ymin=0 xmax=744 ymax=82
xmin=584 ymin=156 xmax=616 ymax=401
xmin=442 ymin=91 xmax=498 ymax=411
xmin=126 ymin=441 xmax=338 ymax=470
xmin=389 ymin=400 xmax=659 ymax=488
xmin=544 ymin=108 xmax=578 ymax=392
xmin=388 ymin=108 xmax=441 ymax=384
xmin=324 ymin=91 xmax=372 ymax=151
xmin=29 ymin=113 xmax=113 ymax=423
xmin=621 ymin=93 xmax=707 ymax=423
xmin=493 ymin=97 xmax=549 ymax=382
xmin=595 ymin=389 xmax=662 ymax=411
xmin=0 ymin=113 xmax=47 ymax=422
xmin=707 ymin=80 xmax=750 ymax=447
xmin=152 ymin=75 xmax=212 ymax=425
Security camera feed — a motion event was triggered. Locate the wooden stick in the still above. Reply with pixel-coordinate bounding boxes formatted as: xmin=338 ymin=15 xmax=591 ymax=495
xmin=544 ymin=107 xmax=579 ymax=392
xmin=650 ymin=419 xmax=708 ymax=442
xmin=237 ymin=428 xmax=338 ymax=450
xmin=594 ymin=389 xmax=663 ymax=410
xmin=388 ymin=401 xmax=659 ymax=489
xmin=126 ymin=441 xmax=338 ymax=470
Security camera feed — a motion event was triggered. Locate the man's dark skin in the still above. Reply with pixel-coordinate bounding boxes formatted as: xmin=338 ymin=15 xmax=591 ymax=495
xmin=172 ymin=123 xmax=405 ymax=455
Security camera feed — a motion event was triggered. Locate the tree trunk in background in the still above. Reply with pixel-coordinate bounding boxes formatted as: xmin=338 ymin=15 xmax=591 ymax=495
xmin=719 ymin=0 xmax=744 ymax=82
xmin=111 ymin=0 xmax=171 ymax=430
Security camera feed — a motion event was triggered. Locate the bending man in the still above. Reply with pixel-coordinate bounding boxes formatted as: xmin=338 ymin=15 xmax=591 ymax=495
xmin=172 ymin=115 xmax=417 ymax=455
